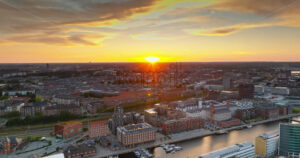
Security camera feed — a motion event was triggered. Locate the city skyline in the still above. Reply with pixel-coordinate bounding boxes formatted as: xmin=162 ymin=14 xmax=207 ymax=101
xmin=1 ymin=0 xmax=300 ymax=63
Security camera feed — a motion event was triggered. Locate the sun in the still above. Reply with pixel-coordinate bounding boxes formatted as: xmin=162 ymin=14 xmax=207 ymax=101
xmin=145 ymin=56 xmax=160 ymax=63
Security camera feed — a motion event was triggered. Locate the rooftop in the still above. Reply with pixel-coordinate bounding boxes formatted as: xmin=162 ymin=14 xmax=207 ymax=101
xmin=118 ymin=123 xmax=155 ymax=135
xmin=258 ymin=130 xmax=279 ymax=139
xmin=199 ymin=142 xmax=254 ymax=158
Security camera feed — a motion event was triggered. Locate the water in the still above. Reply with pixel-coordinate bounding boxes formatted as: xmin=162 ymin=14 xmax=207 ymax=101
xmin=153 ymin=120 xmax=290 ymax=158
xmin=120 ymin=117 xmax=299 ymax=158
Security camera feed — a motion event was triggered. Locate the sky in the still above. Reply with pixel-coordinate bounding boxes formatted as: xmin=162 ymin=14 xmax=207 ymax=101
xmin=1 ymin=0 xmax=300 ymax=63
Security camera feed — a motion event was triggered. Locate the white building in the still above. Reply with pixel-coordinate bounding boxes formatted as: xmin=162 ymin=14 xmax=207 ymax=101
xmin=2 ymin=89 xmax=35 ymax=96
xmin=198 ymin=142 xmax=255 ymax=158
xmin=254 ymin=85 xmax=290 ymax=95
xmin=255 ymin=130 xmax=279 ymax=158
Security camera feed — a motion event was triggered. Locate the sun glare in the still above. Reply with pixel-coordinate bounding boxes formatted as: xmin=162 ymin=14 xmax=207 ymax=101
xmin=145 ymin=56 xmax=160 ymax=63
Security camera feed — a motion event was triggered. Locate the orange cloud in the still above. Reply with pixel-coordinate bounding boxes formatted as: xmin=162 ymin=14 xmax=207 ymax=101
xmin=0 ymin=0 xmax=160 ymax=45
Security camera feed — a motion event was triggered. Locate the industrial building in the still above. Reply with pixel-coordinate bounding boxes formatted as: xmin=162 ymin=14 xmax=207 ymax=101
xmin=54 ymin=121 xmax=82 ymax=139
xmin=117 ymin=123 xmax=156 ymax=146
xmin=255 ymin=130 xmax=279 ymax=158
xmin=198 ymin=142 xmax=255 ymax=158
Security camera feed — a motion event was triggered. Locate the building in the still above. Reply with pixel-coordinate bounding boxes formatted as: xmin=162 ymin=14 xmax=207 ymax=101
xmin=117 ymin=123 xmax=156 ymax=146
xmin=108 ymin=106 xmax=124 ymax=135
xmin=41 ymin=153 xmax=64 ymax=158
xmin=222 ymin=77 xmax=232 ymax=90
xmin=239 ymin=84 xmax=254 ymax=99
xmin=64 ymin=144 xmax=96 ymax=158
xmin=264 ymin=87 xmax=290 ymax=95
xmin=43 ymin=104 xmax=81 ymax=116
xmin=20 ymin=101 xmax=49 ymax=117
xmin=234 ymin=101 xmax=256 ymax=121
xmin=162 ymin=116 xmax=204 ymax=134
xmin=86 ymin=101 xmax=104 ymax=114
xmin=52 ymin=95 xmax=79 ymax=105
xmin=2 ymin=88 xmax=35 ymax=96
xmin=169 ymin=98 xmax=202 ymax=112
xmin=208 ymin=103 xmax=241 ymax=128
xmin=54 ymin=121 xmax=82 ymax=139
xmin=198 ymin=142 xmax=255 ymax=158
xmin=88 ymin=121 xmax=109 ymax=138
xmin=255 ymin=130 xmax=279 ymax=158
xmin=144 ymin=108 xmax=160 ymax=127
xmin=255 ymin=105 xmax=279 ymax=119
xmin=279 ymin=122 xmax=300 ymax=157
xmin=0 ymin=137 xmax=23 ymax=154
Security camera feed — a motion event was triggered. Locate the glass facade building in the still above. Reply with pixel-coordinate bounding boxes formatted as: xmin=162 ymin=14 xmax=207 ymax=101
xmin=279 ymin=123 xmax=300 ymax=157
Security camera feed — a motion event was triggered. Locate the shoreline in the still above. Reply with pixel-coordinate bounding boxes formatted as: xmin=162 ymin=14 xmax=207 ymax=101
xmin=96 ymin=113 xmax=300 ymax=158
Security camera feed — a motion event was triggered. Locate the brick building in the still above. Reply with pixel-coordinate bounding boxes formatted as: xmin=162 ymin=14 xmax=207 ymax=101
xmin=162 ymin=116 xmax=204 ymax=134
xmin=88 ymin=121 xmax=109 ymax=138
xmin=117 ymin=123 xmax=156 ymax=146
xmin=235 ymin=108 xmax=256 ymax=121
xmin=256 ymin=105 xmax=279 ymax=119
xmin=54 ymin=121 xmax=82 ymax=139
xmin=216 ymin=119 xmax=241 ymax=128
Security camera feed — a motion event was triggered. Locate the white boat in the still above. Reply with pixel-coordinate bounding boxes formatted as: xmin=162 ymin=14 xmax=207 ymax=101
xmin=215 ymin=130 xmax=228 ymax=135
xmin=160 ymin=144 xmax=166 ymax=147
xmin=174 ymin=146 xmax=183 ymax=151
xmin=166 ymin=147 xmax=174 ymax=153
xmin=134 ymin=151 xmax=141 ymax=157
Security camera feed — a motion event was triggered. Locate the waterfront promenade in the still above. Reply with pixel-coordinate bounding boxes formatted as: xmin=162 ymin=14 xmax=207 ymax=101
xmin=94 ymin=113 xmax=300 ymax=158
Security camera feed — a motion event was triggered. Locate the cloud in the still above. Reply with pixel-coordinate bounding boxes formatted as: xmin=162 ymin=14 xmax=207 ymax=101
xmin=131 ymin=32 xmax=170 ymax=40
xmin=187 ymin=23 xmax=274 ymax=36
xmin=183 ymin=0 xmax=300 ymax=36
xmin=1 ymin=33 xmax=106 ymax=46
xmin=0 ymin=0 xmax=160 ymax=45
xmin=208 ymin=0 xmax=297 ymax=15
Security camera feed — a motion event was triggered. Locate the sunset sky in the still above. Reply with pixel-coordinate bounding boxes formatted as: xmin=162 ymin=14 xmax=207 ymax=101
xmin=1 ymin=0 xmax=300 ymax=63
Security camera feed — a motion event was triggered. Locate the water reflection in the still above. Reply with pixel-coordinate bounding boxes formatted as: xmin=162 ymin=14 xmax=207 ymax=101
xmin=154 ymin=120 xmax=289 ymax=158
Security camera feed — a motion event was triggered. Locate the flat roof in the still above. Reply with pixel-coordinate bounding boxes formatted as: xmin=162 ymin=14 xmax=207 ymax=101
xmin=43 ymin=153 xmax=64 ymax=158
xmin=118 ymin=123 xmax=155 ymax=135
xmin=198 ymin=142 xmax=253 ymax=158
